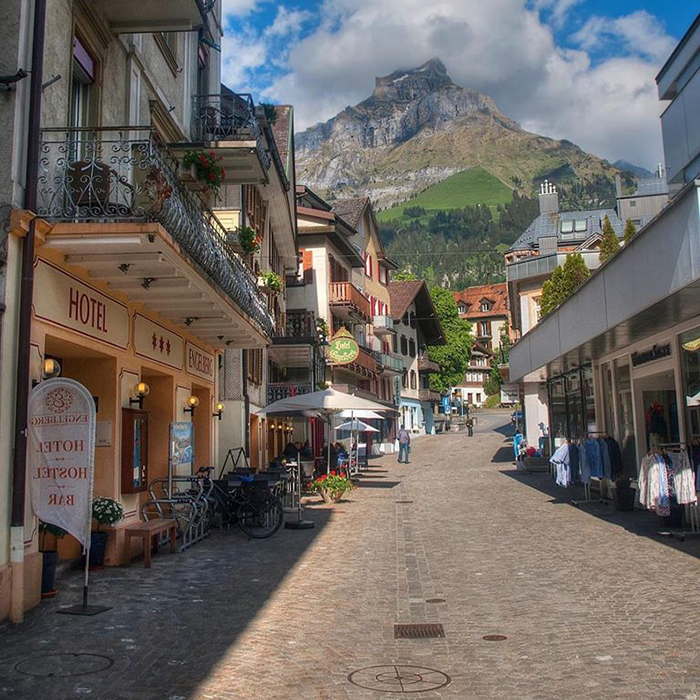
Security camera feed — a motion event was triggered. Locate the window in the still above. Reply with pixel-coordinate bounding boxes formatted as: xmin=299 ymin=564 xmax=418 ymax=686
xmin=365 ymin=253 xmax=373 ymax=278
xmin=408 ymin=339 xmax=416 ymax=358
xmin=533 ymin=296 xmax=542 ymax=322
xmin=560 ymin=220 xmax=574 ymax=234
xmin=379 ymin=265 xmax=388 ymax=284
xmin=458 ymin=303 xmax=467 ymax=314
xmin=574 ymin=219 xmax=587 ymax=233
xmin=246 ymin=349 xmax=263 ymax=385
xmin=410 ymin=312 xmax=416 ymax=329
xmin=70 ymin=35 xmax=97 ymax=129
xmin=478 ymin=322 xmax=491 ymax=337
xmin=400 ymin=335 xmax=408 ymax=356
xmin=410 ymin=370 xmax=416 ymax=389
xmin=157 ymin=32 xmax=179 ymax=72
xmin=402 ymin=369 xmax=408 ymax=389
xmin=480 ymin=300 xmax=491 ymax=312
xmin=629 ymin=200 xmax=637 ymax=208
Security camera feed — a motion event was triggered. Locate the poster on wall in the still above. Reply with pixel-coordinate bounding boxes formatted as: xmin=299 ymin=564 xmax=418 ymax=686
xmin=170 ymin=422 xmax=194 ymax=475
xmin=28 ymin=378 xmax=96 ymax=548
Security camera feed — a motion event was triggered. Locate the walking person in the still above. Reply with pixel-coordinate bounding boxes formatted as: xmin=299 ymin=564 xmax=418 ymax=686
xmin=397 ymin=424 xmax=411 ymax=464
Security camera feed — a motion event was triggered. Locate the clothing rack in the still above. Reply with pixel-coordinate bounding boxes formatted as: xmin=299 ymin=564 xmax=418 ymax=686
xmin=572 ymin=435 xmax=612 ymax=508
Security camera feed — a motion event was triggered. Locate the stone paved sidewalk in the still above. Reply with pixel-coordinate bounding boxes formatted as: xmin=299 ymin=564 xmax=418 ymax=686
xmin=2 ymin=413 xmax=700 ymax=699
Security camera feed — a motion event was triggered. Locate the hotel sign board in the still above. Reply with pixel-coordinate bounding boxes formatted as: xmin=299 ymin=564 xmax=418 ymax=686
xmin=327 ymin=328 xmax=360 ymax=365
xmin=186 ymin=342 xmax=215 ymax=383
xmin=33 ymin=260 xmax=129 ymax=350
xmin=134 ymin=314 xmax=184 ymax=370
xmin=28 ymin=378 xmax=96 ymax=548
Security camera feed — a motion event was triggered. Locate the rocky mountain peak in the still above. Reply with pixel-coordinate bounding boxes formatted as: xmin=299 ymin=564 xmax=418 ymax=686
xmin=371 ymin=58 xmax=454 ymax=102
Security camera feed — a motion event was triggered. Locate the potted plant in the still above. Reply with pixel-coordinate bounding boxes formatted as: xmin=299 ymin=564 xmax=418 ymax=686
xmin=237 ymin=226 xmax=263 ymax=255
xmin=258 ymin=270 xmax=283 ymax=293
xmin=180 ymin=150 xmax=225 ymax=194
xmin=310 ymin=470 xmax=355 ymax=504
xmin=315 ymin=317 xmax=329 ymax=343
xmin=612 ymin=475 xmax=636 ymax=511
xmin=39 ymin=521 xmax=66 ymax=599
xmin=90 ymin=496 xmax=124 ymax=568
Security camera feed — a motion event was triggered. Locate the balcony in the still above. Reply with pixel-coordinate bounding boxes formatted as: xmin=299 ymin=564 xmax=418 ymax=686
xmin=418 ymin=354 xmax=440 ymax=373
xmin=374 ymin=351 xmax=404 ymax=375
xmin=329 ymin=281 xmax=371 ymax=323
xmin=419 ymin=388 xmax=441 ymax=403
xmin=269 ymin=311 xmax=317 ymax=369
xmin=330 ymin=346 xmax=377 ymax=378
xmin=169 ymin=93 xmax=271 ymax=186
xmin=373 ymin=315 xmax=395 ymax=336
xmin=36 ymin=126 xmax=273 ymax=346
xmin=93 ymin=0 xmax=206 ymax=33
xmin=267 ymin=383 xmax=313 ymax=405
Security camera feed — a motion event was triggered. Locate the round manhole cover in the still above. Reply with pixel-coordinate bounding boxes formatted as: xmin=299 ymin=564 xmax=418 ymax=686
xmin=14 ymin=653 xmax=113 ymax=678
xmin=483 ymin=634 xmax=508 ymax=642
xmin=348 ymin=665 xmax=451 ymax=693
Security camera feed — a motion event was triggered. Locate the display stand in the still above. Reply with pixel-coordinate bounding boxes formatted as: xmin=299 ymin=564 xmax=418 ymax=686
xmin=284 ymin=452 xmax=314 ymax=530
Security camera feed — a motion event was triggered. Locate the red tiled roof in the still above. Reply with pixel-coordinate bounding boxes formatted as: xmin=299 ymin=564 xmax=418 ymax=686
xmin=453 ymin=283 xmax=509 ymax=319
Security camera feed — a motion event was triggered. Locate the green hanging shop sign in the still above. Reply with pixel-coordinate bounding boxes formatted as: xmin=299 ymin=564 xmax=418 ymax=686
xmin=327 ymin=328 xmax=360 ymax=365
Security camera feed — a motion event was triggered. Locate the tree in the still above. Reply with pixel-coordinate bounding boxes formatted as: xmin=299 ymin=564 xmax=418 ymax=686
xmin=540 ymin=253 xmax=590 ymax=317
xmin=598 ymin=215 xmax=620 ymax=264
xmin=392 ymin=269 xmax=417 ymax=281
xmin=426 ymin=286 xmax=473 ymax=394
xmin=623 ymin=218 xmax=637 ymax=244
xmin=483 ymin=361 xmax=501 ymax=397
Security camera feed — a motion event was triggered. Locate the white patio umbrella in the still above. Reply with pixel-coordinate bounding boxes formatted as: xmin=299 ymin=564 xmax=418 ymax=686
xmin=257 ymin=388 xmax=393 ymax=473
xmin=335 ymin=419 xmax=380 ymax=433
xmin=338 ymin=409 xmax=384 ymax=420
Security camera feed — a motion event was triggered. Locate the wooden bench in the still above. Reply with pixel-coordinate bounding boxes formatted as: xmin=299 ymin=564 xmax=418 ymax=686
xmin=124 ymin=519 xmax=178 ymax=568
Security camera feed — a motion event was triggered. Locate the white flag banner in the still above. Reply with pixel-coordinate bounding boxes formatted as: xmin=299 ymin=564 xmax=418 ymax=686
xmin=28 ymin=378 xmax=96 ymax=549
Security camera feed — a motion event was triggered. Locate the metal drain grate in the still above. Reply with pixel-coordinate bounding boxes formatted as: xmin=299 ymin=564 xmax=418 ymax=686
xmin=483 ymin=634 xmax=508 ymax=642
xmin=395 ymin=500 xmax=414 ymax=504
xmin=425 ymin=598 xmax=446 ymax=604
xmin=394 ymin=623 xmax=445 ymax=639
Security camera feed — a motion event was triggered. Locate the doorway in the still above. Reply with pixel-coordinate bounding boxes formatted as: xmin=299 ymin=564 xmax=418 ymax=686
xmin=634 ymin=369 xmax=680 ymax=453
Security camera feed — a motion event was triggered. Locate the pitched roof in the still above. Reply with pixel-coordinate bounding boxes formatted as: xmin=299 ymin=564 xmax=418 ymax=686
xmin=453 ymin=283 xmax=508 ymax=319
xmin=388 ymin=280 xmax=445 ymax=345
xmin=508 ymin=208 xmax=623 ymax=252
xmin=332 ymin=197 xmax=370 ymax=229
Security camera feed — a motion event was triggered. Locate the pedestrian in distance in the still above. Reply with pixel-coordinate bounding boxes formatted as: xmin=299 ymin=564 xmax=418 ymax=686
xmin=397 ymin=424 xmax=411 ymax=464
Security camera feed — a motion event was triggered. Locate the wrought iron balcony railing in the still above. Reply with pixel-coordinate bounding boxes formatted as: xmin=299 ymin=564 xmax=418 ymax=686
xmin=274 ymin=311 xmax=317 ymax=340
xmin=191 ymin=93 xmax=271 ymax=171
xmin=267 ymin=382 xmax=313 ymax=405
xmin=36 ymin=126 xmax=273 ymax=336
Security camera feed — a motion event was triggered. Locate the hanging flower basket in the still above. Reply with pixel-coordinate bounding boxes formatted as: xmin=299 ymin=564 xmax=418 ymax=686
xmin=181 ymin=150 xmax=225 ymax=194
xmin=257 ymin=270 xmax=283 ymax=293
xmin=237 ymin=226 xmax=263 ymax=254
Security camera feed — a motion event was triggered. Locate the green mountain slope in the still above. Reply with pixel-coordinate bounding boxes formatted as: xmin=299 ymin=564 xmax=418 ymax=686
xmin=377 ymin=168 xmax=513 ymax=223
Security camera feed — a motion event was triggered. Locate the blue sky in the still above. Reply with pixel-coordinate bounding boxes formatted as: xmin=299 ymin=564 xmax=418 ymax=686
xmin=220 ymin=1 xmax=699 ymax=166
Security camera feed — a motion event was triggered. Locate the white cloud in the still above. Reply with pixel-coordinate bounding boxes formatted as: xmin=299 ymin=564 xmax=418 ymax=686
xmin=259 ymin=0 xmax=671 ymax=168
xmin=573 ymin=10 xmax=676 ymax=62
xmin=221 ymin=0 xmax=262 ymax=17
xmin=531 ymin=0 xmax=583 ymax=28
xmin=265 ymin=7 xmax=312 ymax=37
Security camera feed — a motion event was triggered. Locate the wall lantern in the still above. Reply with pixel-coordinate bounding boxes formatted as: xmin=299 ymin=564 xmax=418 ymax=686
xmin=33 ymin=357 xmax=62 ymax=388
xmin=213 ymin=402 xmax=224 ymax=420
xmin=130 ymin=381 xmax=150 ymax=409
xmin=184 ymin=395 xmax=200 ymax=416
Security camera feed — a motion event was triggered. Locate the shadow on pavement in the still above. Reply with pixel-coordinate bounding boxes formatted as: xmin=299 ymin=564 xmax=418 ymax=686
xmin=0 ymin=502 xmax=335 ymax=700
xmin=492 ymin=446 xmax=515 ymax=464
xmin=501 ymin=466 xmax=700 ymax=560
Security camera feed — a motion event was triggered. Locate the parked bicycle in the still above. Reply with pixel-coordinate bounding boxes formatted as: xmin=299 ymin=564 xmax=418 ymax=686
xmin=197 ymin=467 xmax=284 ymax=538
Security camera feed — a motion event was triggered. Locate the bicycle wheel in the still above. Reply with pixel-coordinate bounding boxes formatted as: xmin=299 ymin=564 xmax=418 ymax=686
xmin=237 ymin=492 xmax=284 ymax=538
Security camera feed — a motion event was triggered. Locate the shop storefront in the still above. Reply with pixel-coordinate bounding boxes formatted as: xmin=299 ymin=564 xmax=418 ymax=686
xmin=28 ymin=254 xmax=219 ymax=571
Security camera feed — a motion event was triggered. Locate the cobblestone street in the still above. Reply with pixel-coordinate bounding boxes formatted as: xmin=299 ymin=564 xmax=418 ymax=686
xmin=2 ymin=412 xmax=700 ymax=700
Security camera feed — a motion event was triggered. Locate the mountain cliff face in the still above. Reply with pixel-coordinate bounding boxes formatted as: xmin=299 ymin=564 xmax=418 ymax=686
xmin=295 ymin=59 xmax=619 ymax=210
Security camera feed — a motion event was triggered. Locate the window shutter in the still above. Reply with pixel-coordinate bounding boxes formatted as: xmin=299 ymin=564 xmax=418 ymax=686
xmin=302 ymin=249 xmax=313 ymax=283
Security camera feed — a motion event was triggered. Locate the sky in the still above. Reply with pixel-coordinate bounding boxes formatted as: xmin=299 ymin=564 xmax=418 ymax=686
xmin=220 ymin=1 xmax=699 ymax=169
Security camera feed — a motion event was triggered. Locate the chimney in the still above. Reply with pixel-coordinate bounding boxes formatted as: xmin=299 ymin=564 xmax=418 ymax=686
xmin=539 ymin=180 xmax=559 ymax=214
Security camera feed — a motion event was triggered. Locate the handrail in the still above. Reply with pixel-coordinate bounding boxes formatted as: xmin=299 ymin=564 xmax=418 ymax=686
xmin=37 ymin=126 xmax=273 ymax=336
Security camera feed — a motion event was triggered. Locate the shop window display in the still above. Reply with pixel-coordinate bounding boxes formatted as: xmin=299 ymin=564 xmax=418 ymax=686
xmin=681 ymin=328 xmax=700 ymax=440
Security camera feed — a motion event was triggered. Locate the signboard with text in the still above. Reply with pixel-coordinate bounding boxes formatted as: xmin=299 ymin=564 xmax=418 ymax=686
xmin=33 ymin=260 xmax=129 ymax=349
xmin=28 ymin=378 xmax=96 ymax=548
xmin=327 ymin=328 xmax=360 ymax=365
xmin=186 ymin=342 xmax=215 ymax=382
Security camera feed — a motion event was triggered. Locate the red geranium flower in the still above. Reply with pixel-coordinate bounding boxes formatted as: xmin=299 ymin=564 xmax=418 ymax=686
xmin=330 ymin=470 xmax=336 ymax=476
